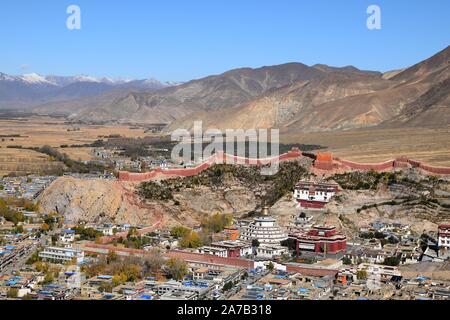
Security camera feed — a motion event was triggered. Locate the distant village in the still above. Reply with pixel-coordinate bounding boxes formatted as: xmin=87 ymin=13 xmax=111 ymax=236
xmin=1 ymin=172 xmax=450 ymax=301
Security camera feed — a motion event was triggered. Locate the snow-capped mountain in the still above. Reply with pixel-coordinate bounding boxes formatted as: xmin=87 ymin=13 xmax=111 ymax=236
xmin=0 ymin=71 xmax=175 ymax=109
xmin=46 ymin=75 xmax=135 ymax=86
xmin=0 ymin=72 xmax=20 ymax=82
xmin=21 ymin=73 xmax=57 ymax=86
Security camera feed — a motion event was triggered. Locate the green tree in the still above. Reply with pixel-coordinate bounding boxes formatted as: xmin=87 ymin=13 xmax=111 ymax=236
xmin=14 ymin=225 xmax=24 ymax=234
xmin=201 ymin=212 xmax=233 ymax=233
xmin=107 ymin=251 xmax=118 ymax=264
xmin=143 ymin=250 xmax=164 ymax=277
xmin=223 ymin=281 xmax=233 ymax=292
xmin=112 ymin=273 xmax=127 ymax=287
xmin=170 ymin=226 xmax=191 ymax=239
xmin=356 ymin=270 xmax=368 ymax=280
xmin=165 ymin=258 xmax=188 ymax=281
xmin=26 ymin=250 xmax=41 ymax=265
xmin=252 ymin=239 xmax=260 ymax=248
xmin=7 ymin=287 xmax=18 ymax=299
xmin=43 ymin=272 xmax=54 ymax=284
xmin=98 ymin=282 xmax=113 ymax=293
xmin=180 ymin=231 xmax=203 ymax=248
xmin=383 ymin=256 xmax=401 ymax=266
xmin=342 ymin=257 xmax=352 ymax=265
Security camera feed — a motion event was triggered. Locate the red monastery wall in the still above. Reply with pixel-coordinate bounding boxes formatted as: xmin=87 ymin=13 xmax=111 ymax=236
xmin=118 ymin=147 xmax=450 ymax=182
xmin=118 ymin=148 xmax=302 ymax=182
xmin=313 ymin=154 xmax=450 ymax=175
xmin=337 ymin=159 xmax=395 ymax=171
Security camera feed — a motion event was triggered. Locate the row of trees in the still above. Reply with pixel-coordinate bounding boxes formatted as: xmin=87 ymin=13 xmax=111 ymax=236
xmin=31 ymin=145 xmax=110 ymax=174
xmin=169 ymin=213 xmax=233 ymax=249
xmin=82 ymin=251 xmax=188 ymax=293
xmin=73 ymin=226 xmax=104 ymax=241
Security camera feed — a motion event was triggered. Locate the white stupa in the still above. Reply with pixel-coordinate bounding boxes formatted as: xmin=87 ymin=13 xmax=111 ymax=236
xmin=240 ymin=207 xmax=288 ymax=245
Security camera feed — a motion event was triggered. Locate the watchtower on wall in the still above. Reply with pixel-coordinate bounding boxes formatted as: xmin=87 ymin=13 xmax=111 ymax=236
xmin=314 ymin=152 xmax=334 ymax=170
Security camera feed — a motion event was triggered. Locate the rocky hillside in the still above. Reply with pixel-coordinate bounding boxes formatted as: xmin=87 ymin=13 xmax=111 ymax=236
xmin=37 ymin=176 xmax=212 ymax=227
xmin=38 ymin=160 xmax=311 ymax=227
xmin=327 ymin=170 xmax=450 ymax=234
xmin=38 ymin=163 xmax=449 ymax=235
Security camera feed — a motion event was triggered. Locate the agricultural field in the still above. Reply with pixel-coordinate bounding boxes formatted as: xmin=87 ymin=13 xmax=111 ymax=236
xmin=0 ymin=116 xmax=153 ymax=176
xmin=282 ymin=126 xmax=450 ymax=167
xmin=0 ymin=148 xmax=64 ymax=176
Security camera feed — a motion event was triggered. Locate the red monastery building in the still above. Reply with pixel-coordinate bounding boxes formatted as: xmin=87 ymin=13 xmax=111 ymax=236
xmin=290 ymin=225 xmax=347 ymax=257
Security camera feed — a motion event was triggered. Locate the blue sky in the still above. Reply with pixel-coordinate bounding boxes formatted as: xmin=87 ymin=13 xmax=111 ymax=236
xmin=0 ymin=0 xmax=448 ymax=82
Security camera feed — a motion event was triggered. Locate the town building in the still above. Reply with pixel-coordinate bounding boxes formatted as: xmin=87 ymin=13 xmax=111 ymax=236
xmin=256 ymin=245 xmax=288 ymax=259
xmin=210 ymin=240 xmax=252 ymax=258
xmin=357 ymin=263 xmax=402 ymax=283
xmin=59 ymin=229 xmax=76 ymax=244
xmin=196 ymin=246 xmax=228 ymax=258
xmin=293 ymin=181 xmax=338 ymax=209
xmin=39 ymin=246 xmax=84 ymax=264
xmin=152 ymin=279 xmax=210 ymax=300
xmin=0 ymin=242 xmax=36 ymax=274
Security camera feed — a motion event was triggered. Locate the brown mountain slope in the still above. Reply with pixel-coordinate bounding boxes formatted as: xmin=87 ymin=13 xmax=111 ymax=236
xmin=41 ymin=46 xmax=449 ymax=131
xmin=68 ymin=63 xmax=326 ymax=123
xmin=166 ymin=71 xmax=390 ymax=131
xmin=390 ymin=45 xmax=449 ymax=83
xmin=383 ymin=77 xmax=450 ymax=127
xmin=169 ymin=46 xmax=449 ymax=133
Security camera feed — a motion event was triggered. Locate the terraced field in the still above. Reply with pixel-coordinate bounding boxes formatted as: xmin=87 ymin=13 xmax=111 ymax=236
xmin=0 ymin=148 xmax=64 ymax=176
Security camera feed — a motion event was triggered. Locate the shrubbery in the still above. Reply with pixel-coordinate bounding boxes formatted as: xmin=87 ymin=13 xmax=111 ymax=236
xmin=138 ymin=162 xmax=308 ymax=207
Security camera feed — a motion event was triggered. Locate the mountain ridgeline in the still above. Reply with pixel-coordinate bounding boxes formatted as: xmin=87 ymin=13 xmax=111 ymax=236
xmin=1 ymin=46 xmax=448 ymax=132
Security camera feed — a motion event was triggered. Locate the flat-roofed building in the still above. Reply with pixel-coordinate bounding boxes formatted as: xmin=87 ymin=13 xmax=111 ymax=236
xmin=438 ymin=224 xmax=450 ymax=249
xmin=211 ymin=240 xmax=252 ymax=258
xmin=294 ymin=181 xmax=338 ymax=209
xmin=256 ymin=244 xmax=288 ymax=259
xmin=39 ymin=246 xmax=84 ymax=264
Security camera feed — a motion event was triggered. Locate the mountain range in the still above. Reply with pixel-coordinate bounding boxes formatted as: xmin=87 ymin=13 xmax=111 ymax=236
xmin=0 ymin=73 xmax=179 ymax=110
xmin=1 ymin=45 xmax=448 ymax=132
